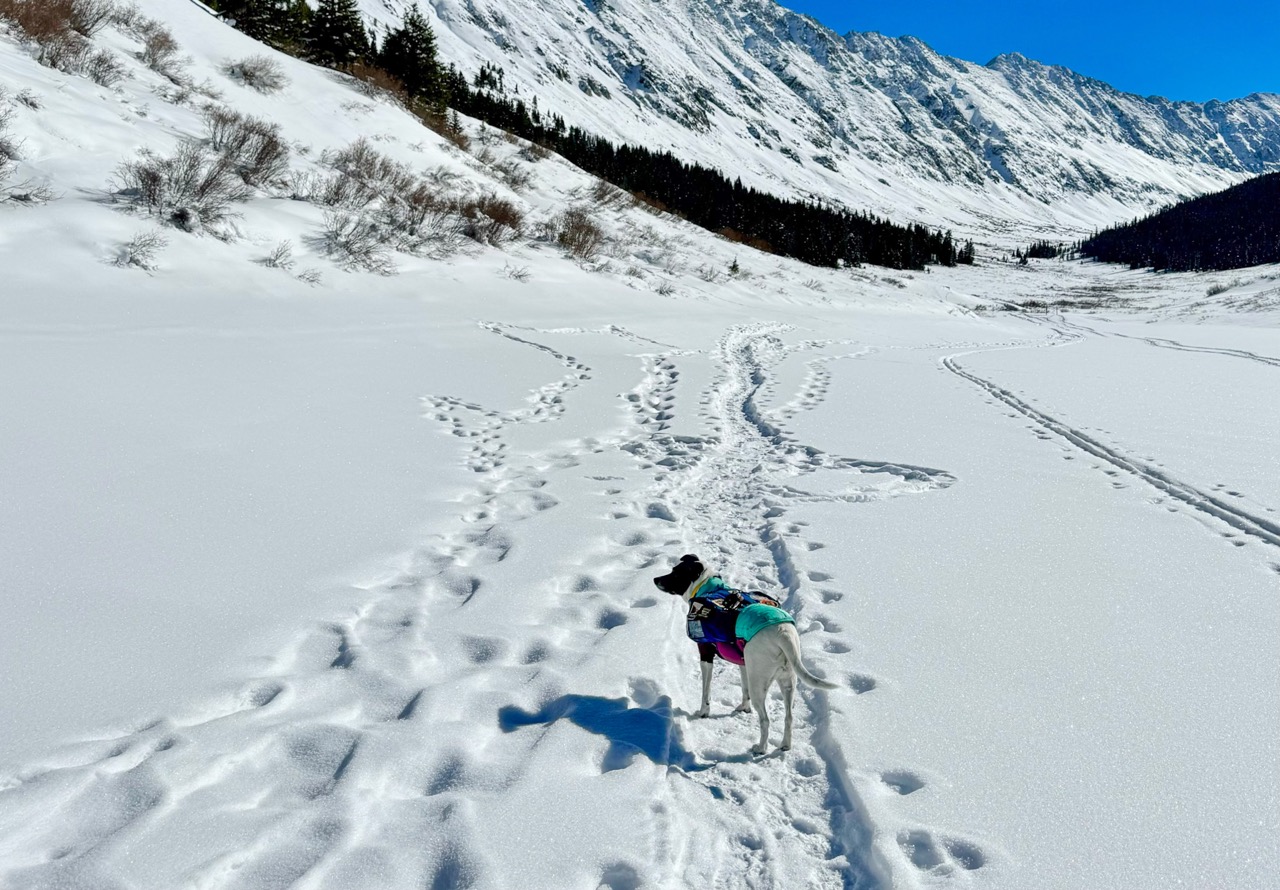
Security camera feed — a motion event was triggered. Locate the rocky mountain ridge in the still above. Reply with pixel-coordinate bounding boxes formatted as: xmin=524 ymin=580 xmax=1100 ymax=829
xmin=376 ymin=0 xmax=1280 ymax=240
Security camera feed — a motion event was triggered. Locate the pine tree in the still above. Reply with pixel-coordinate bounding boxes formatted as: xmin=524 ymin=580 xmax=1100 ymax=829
xmin=306 ymin=0 xmax=369 ymax=68
xmin=379 ymin=3 xmax=442 ymax=101
xmin=222 ymin=0 xmax=309 ymax=49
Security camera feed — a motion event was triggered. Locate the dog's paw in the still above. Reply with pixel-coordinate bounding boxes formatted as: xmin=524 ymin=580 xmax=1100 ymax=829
xmin=751 ymin=743 xmax=768 ymax=756
xmin=692 ymin=706 xmax=711 ymax=719
xmin=733 ymin=701 xmax=753 ymax=714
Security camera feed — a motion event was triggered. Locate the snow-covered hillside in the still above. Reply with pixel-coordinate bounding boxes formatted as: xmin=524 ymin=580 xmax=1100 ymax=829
xmin=379 ymin=0 xmax=1280 ymax=241
xmin=2 ymin=2 xmax=1280 ymax=889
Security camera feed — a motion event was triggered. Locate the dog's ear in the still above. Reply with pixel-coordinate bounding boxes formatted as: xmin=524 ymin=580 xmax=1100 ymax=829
xmin=680 ymin=554 xmax=700 ymax=563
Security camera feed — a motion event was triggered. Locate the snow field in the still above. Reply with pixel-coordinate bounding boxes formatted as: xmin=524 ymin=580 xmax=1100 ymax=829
xmin=3 ymin=2 xmax=1280 ymax=888
xmin=782 ymin=327 xmax=1280 ymax=888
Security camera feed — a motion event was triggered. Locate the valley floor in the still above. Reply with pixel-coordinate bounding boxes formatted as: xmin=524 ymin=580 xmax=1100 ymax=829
xmin=3 ymin=253 xmax=1278 ymax=890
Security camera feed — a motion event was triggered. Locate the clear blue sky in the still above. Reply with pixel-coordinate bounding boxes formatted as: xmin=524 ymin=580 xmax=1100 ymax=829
xmin=784 ymin=0 xmax=1279 ymax=103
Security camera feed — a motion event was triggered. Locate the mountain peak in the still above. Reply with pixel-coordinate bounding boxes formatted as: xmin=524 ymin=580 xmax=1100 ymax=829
xmin=408 ymin=0 xmax=1280 ymax=235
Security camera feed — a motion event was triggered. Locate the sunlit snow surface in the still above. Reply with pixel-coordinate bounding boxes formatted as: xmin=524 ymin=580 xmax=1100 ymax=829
xmin=1 ymin=3 xmax=1279 ymax=889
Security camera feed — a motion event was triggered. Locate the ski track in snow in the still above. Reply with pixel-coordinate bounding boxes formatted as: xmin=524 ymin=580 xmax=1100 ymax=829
xmin=1056 ymin=317 xmax=1280 ymax=369
xmin=943 ymin=328 xmax=1280 ymax=551
xmin=0 ymin=320 xmax=987 ymax=889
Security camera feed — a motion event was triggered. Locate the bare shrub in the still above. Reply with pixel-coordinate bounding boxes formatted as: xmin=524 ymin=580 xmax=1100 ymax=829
xmin=325 ymin=139 xmax=415 ymax=195
xmin=0 ymin=0 xmax=135 ymax=83
xmin=289 ymin=169 xmax=375 ymax=210
xmin=590 ymin=178 xmax=629 ymax=210
xmin=320 ymin=211 xmax=396 ymax=275
xmin=114 ymin=229 xmax=168 ymax=269
xmin=0 ymin=101 xmax=53 ymax=204
xmin=474 ymin=124 xmax=502 ymax=147
xmin=202 ymin=107 xmax=289 ymax=186
xmin=15 ymin=89 xmax=41 ymax=109
xmin=114 ymin=142 xmax=251 ymax=227
xmin=68 ymin=0 xmax=114 ymax=36
xmin=296 ymin=268 xmax=323 ymax=286
xmin=263 ymin=240 xmax=294 ymax=270
xmin=36 ymin=31 xmax=90 ymax=71
xmin=1206 ymin=278 xmax=1242 ymax=297
xmin=491 ymin=157 xmax=531 ymax=192
xmin=0 ymin=0 xmax=74 ymax=43
xmin=459 ymin=193 xmax=523 ymax=245
xmin=519 ymin=141 xmax=552 ymax=163
xmin=108 ymin=1 xmax=141 ymax=33
xmin=0 ymin=101 xmax=19 ymax=164
xmin=380 ymin=182 xmax=462 ymax=248
xmin=552 ymin=206 xmax=604 ymax=259
xmin=6 ymin=180 xmax=55 ymax=203
xmin=347 ymin=61 xmax=407 ymax=104
xmin=656 ymin=281 xmax=675 ymax=296
xmin=223 ymin=54 xmax=288 ymax=94
xmin=138 ymin=21 xmax=181 ymax=77
xmin=293 ymin=141 xmax=473 ymax=260
xmin=84 ymin=48 xmax=126 ymax=86
xmin=502 ymin=262 xmax=530 ymax=282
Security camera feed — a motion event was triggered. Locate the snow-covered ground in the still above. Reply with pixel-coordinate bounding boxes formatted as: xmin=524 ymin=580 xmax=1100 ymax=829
xmin=2 ymin=3 xmax=1279 ymax=888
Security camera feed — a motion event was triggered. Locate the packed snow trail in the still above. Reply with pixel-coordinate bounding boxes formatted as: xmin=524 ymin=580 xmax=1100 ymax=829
xmin=624 ymin=323 xmax=965 ymax=888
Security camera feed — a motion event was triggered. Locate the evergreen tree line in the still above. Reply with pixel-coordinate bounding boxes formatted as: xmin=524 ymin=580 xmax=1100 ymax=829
xmin=1023 ymin=240 xmax=1063 ymax=260
xmin=449 ymin=69 xmax=960 ymax=268
xmin=1081 ymin=173 xmax=1280 ymax=272
xmin=213 ymin=0 xmax=961 ymax=270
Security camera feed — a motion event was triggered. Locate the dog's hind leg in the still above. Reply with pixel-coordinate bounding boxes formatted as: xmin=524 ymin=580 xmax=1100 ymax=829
xmin=779 ymin=670 xmax=796 ymax=751
xmin=734 ymin=664 xmax=752 ymax=713
xmin=748 ymin=665 xmax=774 ymax=755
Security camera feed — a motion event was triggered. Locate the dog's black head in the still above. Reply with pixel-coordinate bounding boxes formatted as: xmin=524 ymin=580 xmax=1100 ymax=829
xmin=653 ymin=554 xmax=705 ymax=596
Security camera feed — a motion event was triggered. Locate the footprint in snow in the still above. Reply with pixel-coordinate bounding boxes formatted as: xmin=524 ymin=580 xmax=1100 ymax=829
xmin=880 ymin=769 xmax=925 ymax=795
xmin=847 ymin=674 xmax=877 ymax=694
xmin=898 ymin=829 xmax=985 ymax=872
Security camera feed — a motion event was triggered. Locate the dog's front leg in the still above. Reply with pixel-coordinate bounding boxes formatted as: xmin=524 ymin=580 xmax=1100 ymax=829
xmin=733 ymin=664 xmax=752 ymax=713
xmin=694 ymin=661 xmax=713 ymax=718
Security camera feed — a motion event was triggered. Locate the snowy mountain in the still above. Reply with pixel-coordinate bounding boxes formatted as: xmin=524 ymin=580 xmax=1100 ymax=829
xmin=376 ymin=0 xmax=1280 ymax=239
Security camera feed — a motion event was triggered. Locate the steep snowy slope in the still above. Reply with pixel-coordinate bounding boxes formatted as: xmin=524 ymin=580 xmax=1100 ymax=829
xmin=371 ymin=0 xmax=1280 ymax=240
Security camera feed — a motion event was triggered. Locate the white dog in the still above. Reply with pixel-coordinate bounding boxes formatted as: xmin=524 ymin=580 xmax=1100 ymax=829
xmin=654 ymin=554 xmax=837 ymax=754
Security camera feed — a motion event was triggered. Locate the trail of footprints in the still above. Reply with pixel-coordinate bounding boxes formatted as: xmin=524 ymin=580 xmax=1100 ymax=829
xmin=0 ymin=322 xmax=979 ymax=890
xmin=612 ymin=323 xmax=983 ymax=884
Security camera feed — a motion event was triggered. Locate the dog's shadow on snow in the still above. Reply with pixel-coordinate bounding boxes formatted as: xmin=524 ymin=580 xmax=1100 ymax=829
xmin=499 ymin=694 xmax=760 ymax=772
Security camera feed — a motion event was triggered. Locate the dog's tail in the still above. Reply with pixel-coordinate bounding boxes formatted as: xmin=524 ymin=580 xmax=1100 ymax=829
xmin=780 ymin=624 xmax=838 ymax=690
